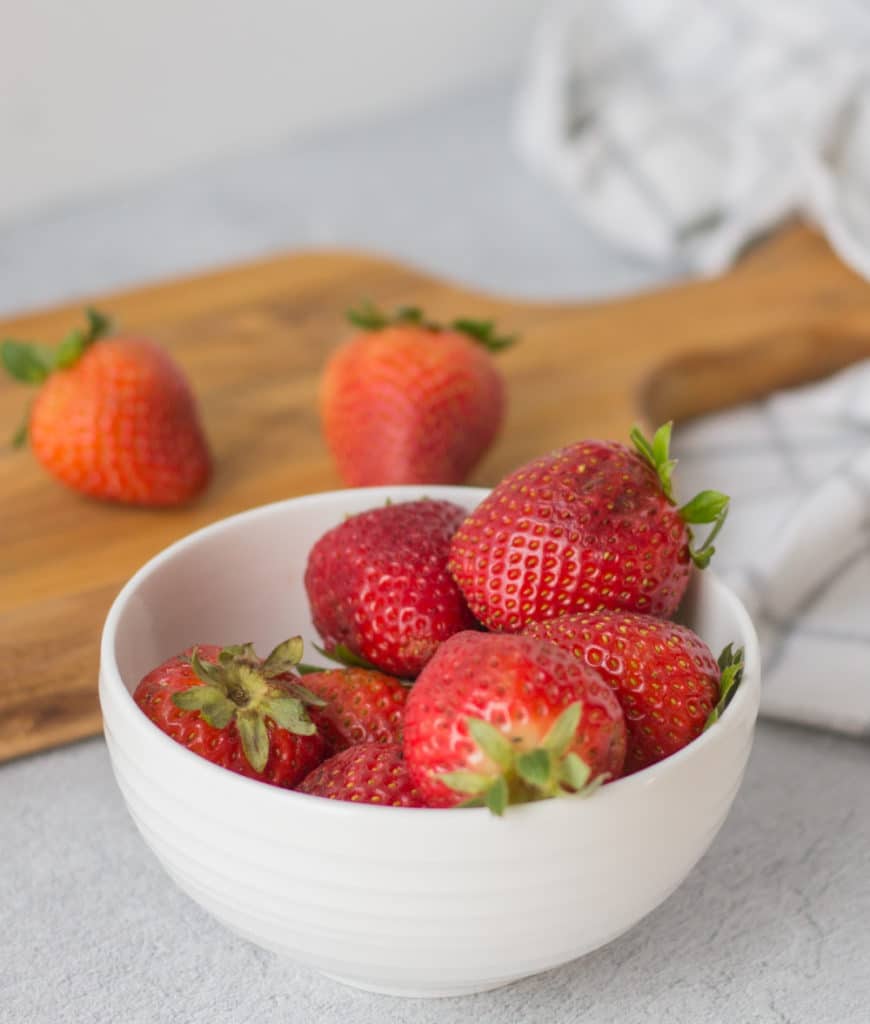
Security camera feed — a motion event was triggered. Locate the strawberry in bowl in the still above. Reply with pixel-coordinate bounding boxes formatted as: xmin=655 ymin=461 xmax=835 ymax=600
xmin=449 ymin=423 xmax=728 ymax=628
xmin=132 ymin=638 xmax=326 ymax=788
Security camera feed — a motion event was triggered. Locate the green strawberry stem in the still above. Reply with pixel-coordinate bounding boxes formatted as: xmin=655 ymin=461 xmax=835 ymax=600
xmin=704 ymin=644 xmax=745 ymax=730
xmin=171 ymin=637 xmax=325 ymax=773
xmin=2 ymin=307 xmax=113 ymax=447
xmin=305 ymin=641 xmax=416 ymax=685
xmin=631 ymin=421 xmax=730 ymax=569
xmin=438 ymin=701 xmax=604 ymax=816
xmin=312 ymin=642 xmax=382 ymax=673
xmin=346 ymin=300 xmax=516 ymax=352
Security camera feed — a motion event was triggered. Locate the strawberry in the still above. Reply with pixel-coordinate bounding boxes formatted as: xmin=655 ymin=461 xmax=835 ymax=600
xmin=299 ymin=667 xmax=408 ymax=753
xmin=297 ymin=743 xmax=425 ymax=807
xmin=304 ymin=498 xmax=477 ymax=677
xmin=133 ymin=638 xmax=326 ymax=788
xmin=524 ymin=611 xmax=743 ymax=773
xmin=2 ymin=308 xmax=210 ymax=505
xmin=449 ymin=422 xmax=729 ymax=630
xmin=403 ymin=631 xmax=626 ymax=813
xmin=321 ymin=303 xmax=512 ymax=486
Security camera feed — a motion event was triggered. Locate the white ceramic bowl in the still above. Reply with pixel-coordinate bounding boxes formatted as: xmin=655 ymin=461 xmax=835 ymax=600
xmin=99 ymin=485 xmax=761 ymax=998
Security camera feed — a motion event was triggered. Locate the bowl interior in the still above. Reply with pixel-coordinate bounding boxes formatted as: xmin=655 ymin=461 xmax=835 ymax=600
xmin=110 ymin=486 xmax=490 ymax=694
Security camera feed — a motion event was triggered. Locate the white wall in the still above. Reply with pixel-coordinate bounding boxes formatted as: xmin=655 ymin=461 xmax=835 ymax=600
xmin=0 ymin=0 xmax=541 ymax=224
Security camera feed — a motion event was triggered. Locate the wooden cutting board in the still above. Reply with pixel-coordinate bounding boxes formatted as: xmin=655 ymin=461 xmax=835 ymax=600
xmin=4 ymin=222 xmax=870 ymax=764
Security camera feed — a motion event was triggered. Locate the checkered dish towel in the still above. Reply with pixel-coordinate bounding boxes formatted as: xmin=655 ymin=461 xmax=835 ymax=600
xmin=516 ymin=0 xmax=870 ymax=277
xmin=673 ymin=361 xmax=870 ymax=736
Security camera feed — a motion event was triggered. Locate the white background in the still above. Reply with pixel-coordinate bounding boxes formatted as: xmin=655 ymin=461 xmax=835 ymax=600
xmin=0 ymin=0 xmax=541 ymax=224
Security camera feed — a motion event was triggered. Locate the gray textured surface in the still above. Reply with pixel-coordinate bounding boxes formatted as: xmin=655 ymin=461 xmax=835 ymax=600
xmin=2 ymin=82 xmax=868 ymax=1023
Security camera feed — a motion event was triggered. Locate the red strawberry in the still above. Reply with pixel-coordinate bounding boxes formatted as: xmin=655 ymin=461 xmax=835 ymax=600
xmin=320 ymin=303 xmax=512 ymax=486
xmin=403 ymin=631 xmax=626 ymax=813
xmin=524 ymin=611 xmax=742 ymax=773
xmin=449 ymin=423 xmax=729 ymax=630
xmin=304 ymin=498 xmax=477 ymax=677
xmin=133 ymin=638 xmax=326 ymax=788
xmin=2 ymin=308 xmax=210 ymax=505
xmin=297 ymin=743 xmax=425 ymax=807
xmin=300 ymin=667 xmax=408 ymax=753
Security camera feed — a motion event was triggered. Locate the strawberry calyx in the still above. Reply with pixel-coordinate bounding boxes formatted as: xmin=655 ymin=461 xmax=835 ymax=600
xmin=171 ymin=637 xmax=326 ymax=773
xmin=2 ymin=308 xmax=112 ymax=447
xmin=630 ymin=421 xmax=730 ymax=570
xmin=346 ymin=300 xmax=516 ymax=352
xmin=704 ymin=644 xmax=745 ymax=730
xmin=437 ymin=702 xmax=604 ymax=816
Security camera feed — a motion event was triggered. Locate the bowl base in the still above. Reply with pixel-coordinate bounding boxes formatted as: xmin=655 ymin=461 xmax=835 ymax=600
xmin=319 ymin=970 xmax=524 ymax=999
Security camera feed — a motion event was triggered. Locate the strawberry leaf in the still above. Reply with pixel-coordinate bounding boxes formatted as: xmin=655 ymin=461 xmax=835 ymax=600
xmin=85 ymin=307 xmax=112 ymax=341
xmin=54 ymin=306 xmax=110 ymax=369
xmin=629 ymin=424 xmax=655 ymax=465
xmin=439 ymin=770 xmax=493 ymax=796
xmin=11 ymin=402 xmax=30 ymax=447
xmin=466 ymin=717 xmax=514 ymax=772
xmin=262 ymin=636 xmax=304 ymax=675
xmin=394 ymin=306 xmax=425 ymax=325
xmin=456 ymin=793 xmax=488 ymax=808
xmin=346 ymin=300 xmax=516 ymax=352
xmin=705 ymin=644 xmax=745 ymax=729
xmin=679 ymin=490 xmax=730 ymax=524
xmin=347 ymin=301 xmax=433 ymax=331
xmin=172 ymin=685 xmax=236 ymax=730
xmin=54 ymin=329 xmax=88 ymax=370
xmin=219 ymin=642 xmax=257 ymax=664
xmin=346 ymin=301 xmax=394 ymax=330
xmin=295 ymin=663 xmax=326 ymax=676
xmin=683 ymin=492 xmax=730 ymax=569
xmin=541 ymin=701 xmax=582 ymax=758
xmin=516 ymin=748 xmax=555 ymax=790
xmin=237 ymin=711 xmax=269 ymax=773
xmin=651 ymin=420 xmax=672 ymax=469
xmin=260 ymin=696 xmax=317 ymax=735
xmin=450 ymin=318 xmax=516 ymax=352
xmin=630 ymin=421 xmax=676 ymax=500
xmin=278 ymin=680 xmax=327 ymax=707
xmin=313 ymin=642 xmax=380 ymax=672
xmin=1 ymin=341 xmax=51 ymax=384
xmin=484 ymin=776 xmax=509 ymax=816
xmin=190 ymin=648 xmax=227 ymax=689
xmin=559 ymin=752 xmax=592 ymax=792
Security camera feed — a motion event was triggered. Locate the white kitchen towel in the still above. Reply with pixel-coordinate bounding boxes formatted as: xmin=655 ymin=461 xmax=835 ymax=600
xmin=515 ymin=0 xmax=870 ymax=277
xmin=674 ymin=359 xmax=870 ymax=735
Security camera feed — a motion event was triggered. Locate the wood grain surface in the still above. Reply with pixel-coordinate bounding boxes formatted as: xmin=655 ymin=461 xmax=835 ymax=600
xmin=4 ymin=223 xmax=870 ymax=763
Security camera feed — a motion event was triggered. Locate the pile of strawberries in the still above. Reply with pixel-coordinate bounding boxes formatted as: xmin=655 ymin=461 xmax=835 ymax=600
xmin=134 ymin=422 xmax=742 ymax=815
